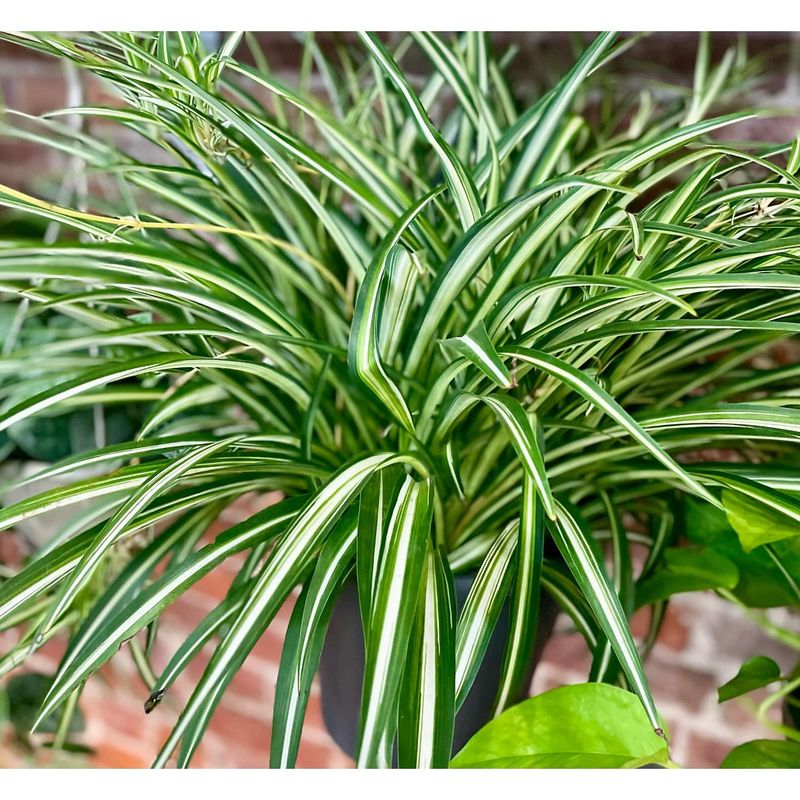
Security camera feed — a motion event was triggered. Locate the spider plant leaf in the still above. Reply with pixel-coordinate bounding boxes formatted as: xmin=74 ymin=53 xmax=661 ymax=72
xmin=410 ymin=32 xmax=485 ymax=136
xmin=349 ymin=244 xmax=415 ymax=432
xmin=4 ymin=435 xmax=213 ymax=491
xmin=378 ymin=246 xmax=422 ymax=365
xmin=502 ymin=31 xmax=617 ymax=198
xmin=357 ymin=474 xmax=433 ymax=767
xmin=444 ymin=440 xmax=466 ymax=501
xmin=0 ymin=354 xmax=309 ymax=435
xmin=506 ymin=346 xmax=720 ymax=508
xmin=57 ymin=504 xmax=221 ymax=683
xmin=0 ymin=527 xmax=97 ymax=628
xmin=359 ymin=32 xmax=483 ymax=231
xmin=397 ymin=544 xmax=456 ymax=769
xmin=95 ymin=32 xmax=372 ymax=277
xmin=474 ymin=112 xmax=755 ymax=325
xmin=147 ymin=593 xmax=245 ymax=714
xmin=588 ymin=489 xmax=635 ymax=682
xmin=541 ymin=562 xmax=599 ymax=648
xmin=489 ymin=274 xmax=698 ymax=337
xmin=626 ymin=211 xmax=644 ymax=260
xmin=1 ymin=29 xmax=795 ymax=770
xmin=356 ymin=467 xmax=402 ymax=638
xmin=601 ymin=491 xmax=633 ymax=614
xmin=145 ymin=542 xmax=267 ymax=708
xmin=31 ymin=495 xmax=306 ymax=729
xmin=0 ymin=467 xmax=150 ymax=533
xmin=406 ymin=176 xmax=628 ymax=375
xmin=454 ymin=524 xmax=516 ymax=709
xmin=493 ymin=473 xmax=545 ymax=715
xmin=550 ymin=502 xmax=660 ymax=733
xmin=36 ymin=437 xmax=244 ymax=639
xmin=479 ymin=396 xmax=557 ymax=520
xmin=348 ymin=191 xmax=441 ymax=433
xmin=555 ymin=318 xmax=800 ymax=353
xmin=628 ymin=157 xmax=723 ymax=277
xmin=153 ymin=453 xmax=416 ymax=767
xmin=226 ymin=60 xmax=446 ymax=258
xmin=270 ymin=512 xmax=357 ymax=768
xmin=441 ymin=321 xmax=513 ymax=389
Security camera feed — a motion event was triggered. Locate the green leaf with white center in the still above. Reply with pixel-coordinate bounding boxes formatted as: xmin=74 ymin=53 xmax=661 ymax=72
xmin=541 ymin=562 xmax=599 ymax=648
xmin=36 ymin=437 xmax=243 ymax=640
xmin=474 ymin=113 xmax=754 ymax=328
xmin=479 ymin=396 xmax=556 ymax=520
xmin=0 ymin=527 xmax=97 ymax=628
xmin=348 ymin=192 xmax=440 ymax=433
xmin=397 ymin=544 xmax=456 ymax=769
xmin=270 ymin=512 xmax=357 ymax=768
xmin=441 ymin=322 xmax=513 ymax=389
xmin=502 ymin=31 xmax=617 ymax=199
xmin=31 ymin=495 xmax=306 ymax=729
xmin=57 ymin=504 xmax=220 ymax=683
xmin=4 ymin=435 xmax=212 ymax=491
xmin=626 ymin=211 xmax=643 ymax=260
xmin=2 ymin=29 xmax=798 ymax=771
xmin=444 ymin=440 xmax=466 ymax=501
xmin=349 ymin=241 xmax=413 ymax=430
xmin=153 ymin=453 xmax=417 ymax=767
xmin=378 ymin=246 xmax=423 ymax=365
xmin=357 ymin=474 xmax=433 ymax=768
xmin=493 ymin=473 xmax=545 ymax=715
xmin=601 ymin=490 xmax=633 ymax=614
xmin=0 ymin=354 xmax=309 ymax=435
xmin=359 ymin=33 xmax=483 ymax=232
xmin=505 ymin=346 xmax=720 ymax=508
xmin=356 ymin=467 xmax=402 ymax=641
xmin=0 ymin=468 xmax=149 ymax=533
xmin=488 ymin=273 xmax=698 ymax=338
xmin=406 ymin=176 xmax=628 ymax=375
xmin=454 ymin=524 xmax=517 ymax=709
xmin=147 ymin=595 xmax=244 ymax=713
xmin=550 ymin=502 xmax=661 ymax=733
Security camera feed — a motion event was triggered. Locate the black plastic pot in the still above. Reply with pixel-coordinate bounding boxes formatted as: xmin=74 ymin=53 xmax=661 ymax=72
xmin=318 ymin=573 xmax=559 ymax=760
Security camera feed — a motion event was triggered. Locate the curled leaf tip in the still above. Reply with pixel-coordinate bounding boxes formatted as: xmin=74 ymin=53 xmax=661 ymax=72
xmin=144 ymin=688 xmax=165 ymax=714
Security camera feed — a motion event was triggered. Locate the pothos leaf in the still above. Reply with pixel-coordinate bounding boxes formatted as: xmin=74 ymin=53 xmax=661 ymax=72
xmin=451 ymin=683 xmax=670 ymax=768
